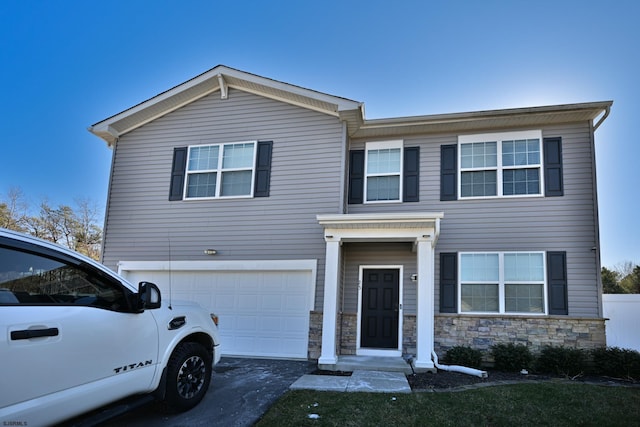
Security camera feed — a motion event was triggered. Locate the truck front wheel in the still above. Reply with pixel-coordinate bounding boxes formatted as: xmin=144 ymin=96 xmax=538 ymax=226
xmin=163 ymin=342 xmax=212 ymax=411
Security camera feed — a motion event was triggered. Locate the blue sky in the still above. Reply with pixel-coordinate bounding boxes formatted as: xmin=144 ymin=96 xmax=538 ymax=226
xmin=0 ymin=0 xmax=637 ymax=267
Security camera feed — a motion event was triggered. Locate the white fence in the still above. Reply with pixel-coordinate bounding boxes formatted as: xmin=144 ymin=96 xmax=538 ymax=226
xmin=603 ymin=294 xmax=640 ymax=351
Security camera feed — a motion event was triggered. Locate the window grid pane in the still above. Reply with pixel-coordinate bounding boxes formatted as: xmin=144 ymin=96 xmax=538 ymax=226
xmin=367 ymin=148 xmax=401 ymax=174
xmin=367 ymin=175 xmax=400 ymax=201
xmin=502 ymin=139 xmax=540 ymax=166
xmin=461 ymin=284 xmax=499 ymax=312
xmin=186 ymin=172 xmax=217 ymax=198
xmin=503 ymin=168 xmax=540 ymax=195
xmin=460 ymin=253 xmax=499 ymax=281
xmin=188 ymin=146 xmax=219 ymax=171
xmin=221 ymin=170 xmax=252 ymax=196
xmin=461 ymin=142 xmax=497 ymax=169
xmin=505 ymin=284 xmax=544 ymax=313
xmin=461 ymin=171 xmax=497 ymax=197
xmin=504 ymin=253 xmax=544 ymax=281
xmin=223 ymin=143 xmax=255 ymax=169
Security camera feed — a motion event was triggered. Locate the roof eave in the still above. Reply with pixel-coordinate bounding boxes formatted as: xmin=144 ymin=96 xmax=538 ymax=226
xmin=88 ymin=65 xmax=363 ymax=147
xmin=348 ymin=101 xmax=613 ymax=139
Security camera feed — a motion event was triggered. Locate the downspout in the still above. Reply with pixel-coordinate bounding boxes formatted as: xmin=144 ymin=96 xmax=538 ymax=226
xmin=339 ymin=120 xmax=348 ymax=214
xmin=431 ymin=351 xmax=488 ymax=378
xmin=593 ymin=105 xmax=610 ymax=132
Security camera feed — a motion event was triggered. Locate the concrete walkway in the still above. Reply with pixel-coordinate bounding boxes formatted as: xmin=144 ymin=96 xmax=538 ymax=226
xmin=290 ymin=370 xmax=412 ymax=393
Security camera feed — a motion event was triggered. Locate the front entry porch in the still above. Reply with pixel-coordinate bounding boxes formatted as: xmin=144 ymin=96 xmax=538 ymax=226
xmin=316 ymin=213 xmax=444 ymax=371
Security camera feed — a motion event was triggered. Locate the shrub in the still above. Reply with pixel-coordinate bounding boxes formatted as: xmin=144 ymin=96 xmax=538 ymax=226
xmin=536 ymin=346 xmax=587 ymax=377
xmin=491 ymin=343 xmax=532 ymax=372
xmin=591 ymin=347 xmax=640 ymax=381
xmin=444 ymin=346 xmax=483 ymax=368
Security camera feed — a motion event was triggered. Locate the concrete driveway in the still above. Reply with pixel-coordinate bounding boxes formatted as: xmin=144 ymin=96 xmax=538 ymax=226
xmin=100 ymin=357 xmax=315 ymax=427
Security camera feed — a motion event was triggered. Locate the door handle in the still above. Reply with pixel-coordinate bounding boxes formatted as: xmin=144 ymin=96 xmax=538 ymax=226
xmin=11 ymin=327 xmax=59 ymax=340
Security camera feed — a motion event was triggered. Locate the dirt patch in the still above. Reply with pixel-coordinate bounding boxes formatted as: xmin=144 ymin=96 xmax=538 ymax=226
xmin=311 ymin=369 xmax=352 ymax=377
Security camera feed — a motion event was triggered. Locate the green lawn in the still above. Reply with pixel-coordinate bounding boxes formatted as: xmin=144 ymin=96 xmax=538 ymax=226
xmin=256 ymin=383 xmax=640 ymax=426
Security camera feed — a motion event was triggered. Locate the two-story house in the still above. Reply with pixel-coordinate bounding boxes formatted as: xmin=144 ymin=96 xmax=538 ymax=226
xmin=89 ymin=65 xmax=611 ymax=370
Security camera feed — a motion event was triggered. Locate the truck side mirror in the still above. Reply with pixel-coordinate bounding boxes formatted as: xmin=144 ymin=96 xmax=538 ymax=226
xmin=137 ymin=281 xmax=162 ymax=311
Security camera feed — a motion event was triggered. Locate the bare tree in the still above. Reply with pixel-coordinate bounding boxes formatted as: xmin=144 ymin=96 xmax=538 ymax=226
xmin=1 ymin=187 xmax=103 ymax=261
xmin=0 ymin=187 xmax=28 ymax=231
xmin=73 ymin=197 xmax=103 ymax=259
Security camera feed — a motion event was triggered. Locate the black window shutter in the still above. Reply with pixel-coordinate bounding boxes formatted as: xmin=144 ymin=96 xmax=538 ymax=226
xmin=348 ymin=150 xmax=365 ymax=204
xmin=544 ymin=137 xmax=563 ymax=197
xmin=403 ymin=147 xmax=420 ymax=202
xmin=169 ymin=147 xmax=187 ymax=201
xmin=440 ymin=144 xmax=457 ymax=201
xmin=547 ymin=251 xmax=568 ymax=315
xmin=440 ymin=252 xmax=458 ymax=313
xmin=254 ymin=141 xmax=273 ymax=197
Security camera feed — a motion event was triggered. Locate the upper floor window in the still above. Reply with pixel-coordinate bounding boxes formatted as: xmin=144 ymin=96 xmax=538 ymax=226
xmin=186 ymin=142 xmax=256 ymax=199
xmin=459 ymin=130 xmax=542 ymax=198
xmin=365 ymin=140 xmax=403 ymax=202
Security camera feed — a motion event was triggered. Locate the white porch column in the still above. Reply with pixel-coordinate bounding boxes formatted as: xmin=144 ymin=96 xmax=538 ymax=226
xmin=414 ymin=237 xmax=435 ymax=369
xmin=318 ymin=236 xmax=341 ymax=365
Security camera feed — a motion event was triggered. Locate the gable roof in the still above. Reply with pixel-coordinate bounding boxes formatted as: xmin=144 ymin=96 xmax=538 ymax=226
xmin=89 ymin=65 xmax=612 ymax=146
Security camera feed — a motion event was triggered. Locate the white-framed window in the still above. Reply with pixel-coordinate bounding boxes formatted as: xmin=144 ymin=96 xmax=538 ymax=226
xmin=185 ymin=141 xmax=256 ymax=199
xmin=459 ymin=130 xmax=543 ymax=198
xmin=459 ymin=251 xmax=546 ymax=314
xmin=364 ymin=140 xmax=403 ymax=202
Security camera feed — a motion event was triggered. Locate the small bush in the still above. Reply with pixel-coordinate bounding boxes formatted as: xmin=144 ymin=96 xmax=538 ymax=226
xmin=536 ymin=346 xmax=587 ymax=377
xmin=444 ymin=346 xmax=483 ymax=368
xmin=491 ymin=343 xmax=532 ymax=372
xmin=591 ymin=347 xmax=640 ymax=380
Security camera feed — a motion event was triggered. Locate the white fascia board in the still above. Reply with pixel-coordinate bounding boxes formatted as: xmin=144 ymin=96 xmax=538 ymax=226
xmin=117 ymin=259 xmax=318 ymax=273
xmin=317 ymin=212 xmax=444 ymax=225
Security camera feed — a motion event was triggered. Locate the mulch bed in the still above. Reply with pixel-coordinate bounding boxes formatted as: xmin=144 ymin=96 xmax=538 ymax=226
xmin=407 ymin=369 xmax=638 ymax=391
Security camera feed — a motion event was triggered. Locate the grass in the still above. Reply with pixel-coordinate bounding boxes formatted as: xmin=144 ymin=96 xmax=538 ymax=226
xmin=256 ymin=383 xmax=640 ymax=426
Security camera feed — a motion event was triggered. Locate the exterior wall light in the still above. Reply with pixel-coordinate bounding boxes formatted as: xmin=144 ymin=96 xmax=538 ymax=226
xmin=204 ymin=249 xmax=217 ymax=255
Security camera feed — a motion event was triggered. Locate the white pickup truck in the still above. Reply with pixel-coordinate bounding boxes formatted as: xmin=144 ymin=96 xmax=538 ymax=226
xmin=0 ymin=228 xmax=221 ymax=426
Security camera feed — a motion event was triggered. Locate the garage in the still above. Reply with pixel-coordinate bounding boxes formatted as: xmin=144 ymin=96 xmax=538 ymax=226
xmin=118 ymin=260 xmax=317 ymax=359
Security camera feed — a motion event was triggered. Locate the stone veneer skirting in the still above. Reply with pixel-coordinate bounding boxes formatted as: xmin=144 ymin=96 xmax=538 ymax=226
xmin=307 ymin=311 xmax=606 ymax=361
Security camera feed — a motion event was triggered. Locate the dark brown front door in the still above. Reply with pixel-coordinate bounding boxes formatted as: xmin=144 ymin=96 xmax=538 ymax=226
xmin=360 ymin=269 xmax=399 ymax=349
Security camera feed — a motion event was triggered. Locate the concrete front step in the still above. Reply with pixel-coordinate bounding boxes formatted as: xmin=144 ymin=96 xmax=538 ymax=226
xmin=319 ymin=355 xmax=414 ymax=374
xmin=290 ymin=370 xmax=412 ymax=393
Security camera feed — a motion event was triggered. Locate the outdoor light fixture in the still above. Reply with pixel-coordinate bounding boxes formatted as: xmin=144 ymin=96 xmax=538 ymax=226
xmin=204 ymin=249 xmax=217 ymax=255
xmin=411 ymin=274 xmax=418 ymax=282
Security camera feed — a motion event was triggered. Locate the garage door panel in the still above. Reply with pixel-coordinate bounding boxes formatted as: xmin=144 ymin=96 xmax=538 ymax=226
xmin=122 ymin=268 xmax=313 ymax=359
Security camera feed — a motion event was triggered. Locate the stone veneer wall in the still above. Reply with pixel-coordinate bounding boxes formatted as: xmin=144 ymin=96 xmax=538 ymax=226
xmin=307 ymin=311 xmax=606 ymax=361
xmin=433 ymin=314 xmax=606 ymax=359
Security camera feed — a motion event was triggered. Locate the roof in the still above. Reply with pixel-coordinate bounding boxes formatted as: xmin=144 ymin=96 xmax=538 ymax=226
xmin=88 ymin=65 xmax=612 ymax=146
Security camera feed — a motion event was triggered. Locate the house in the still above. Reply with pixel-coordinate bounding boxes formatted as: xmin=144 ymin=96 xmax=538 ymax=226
xmin=89 ymin=65 xmax=611 ymax=370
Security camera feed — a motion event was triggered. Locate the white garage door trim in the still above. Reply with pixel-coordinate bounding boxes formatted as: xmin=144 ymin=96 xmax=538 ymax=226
xmin=117 ymin=260 xmax=317 ymax=359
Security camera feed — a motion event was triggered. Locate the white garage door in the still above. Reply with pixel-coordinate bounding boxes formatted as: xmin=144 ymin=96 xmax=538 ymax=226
xmin=119 ymin=260 xmax=316 ymax=359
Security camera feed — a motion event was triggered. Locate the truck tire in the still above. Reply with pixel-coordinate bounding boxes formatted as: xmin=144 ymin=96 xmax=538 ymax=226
xmin=163 ymin=342 xmax=212 ymax=411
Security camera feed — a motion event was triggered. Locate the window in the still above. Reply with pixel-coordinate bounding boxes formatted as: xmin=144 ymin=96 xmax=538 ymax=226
xmin=459 ymin=252 xmax=546 ymax=314
xmin=459 ymin=131 xmax=542 ymax=198
xmin=365 ymin=140 xmax=403 ymax=202
xmin=0 ymin=246 xmax=128 ymax=311
xmin=185 ymin=141 xmax=256 ymax=199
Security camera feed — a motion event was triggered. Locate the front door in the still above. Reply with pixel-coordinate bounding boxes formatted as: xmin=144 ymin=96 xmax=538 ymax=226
xmin=360 ymin=269 xmax=399 ymax=349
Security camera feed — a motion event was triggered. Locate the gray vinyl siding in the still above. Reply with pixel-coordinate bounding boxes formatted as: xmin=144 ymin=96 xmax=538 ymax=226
xmin=348 ymin=122 xmax=600 ymax=317
xmin=102 ymin=89 xmax=344 ymax=309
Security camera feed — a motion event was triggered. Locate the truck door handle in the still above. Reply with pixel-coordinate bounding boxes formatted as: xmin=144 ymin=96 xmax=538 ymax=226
xmin=11 ymin=327 xmax=59 ymax=340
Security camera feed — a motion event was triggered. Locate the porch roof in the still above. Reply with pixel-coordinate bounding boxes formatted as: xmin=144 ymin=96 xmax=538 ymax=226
xmin=317 ymin=213 xmax=443 ymax=246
